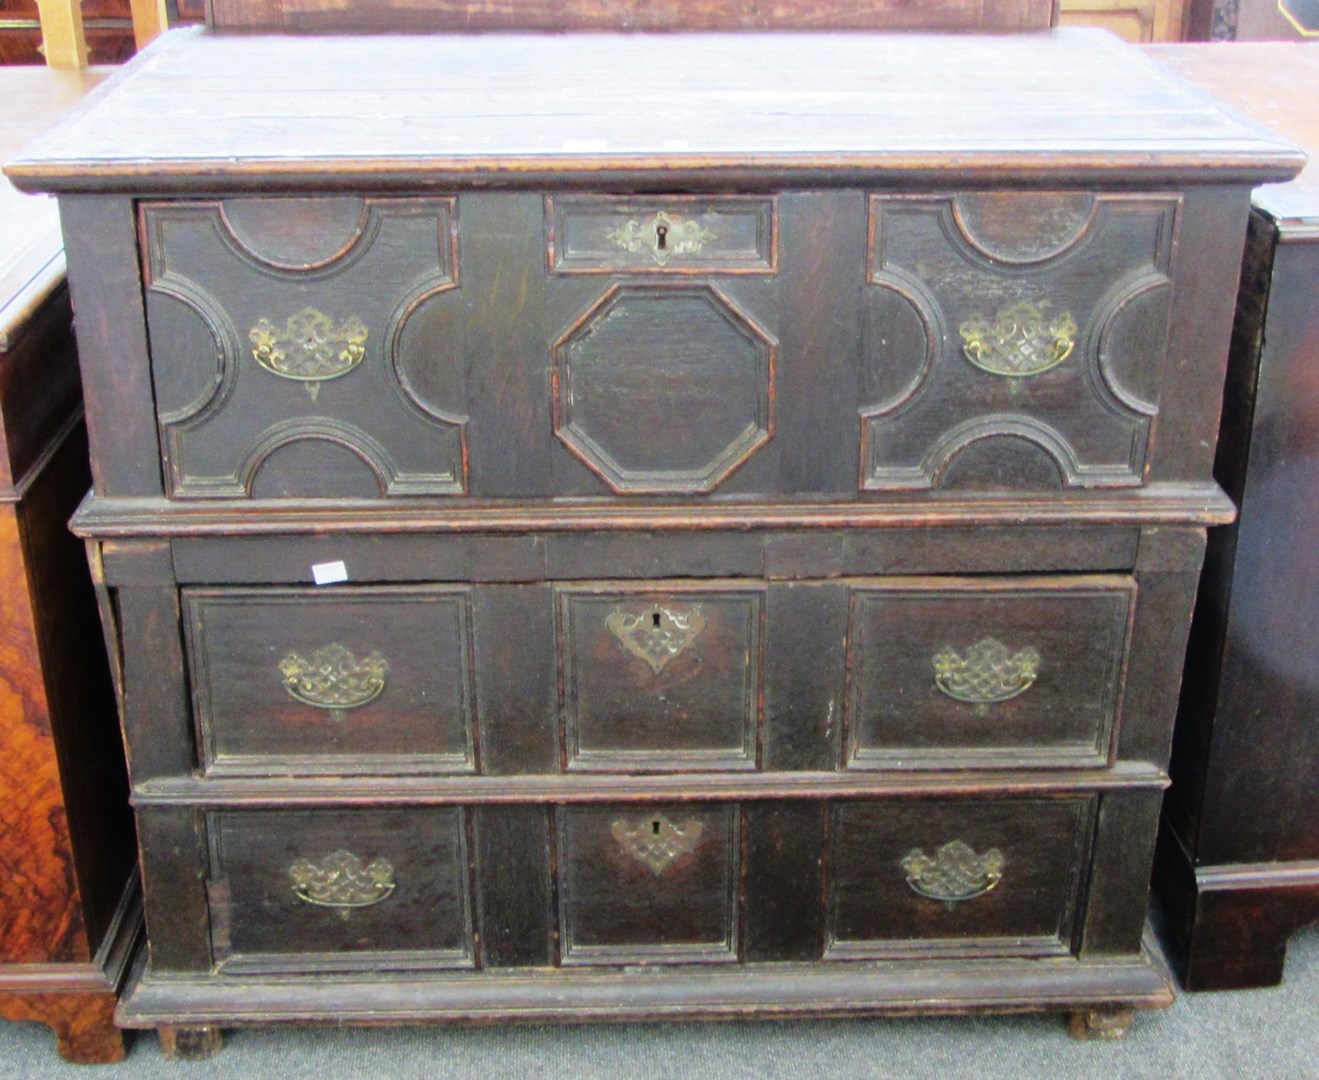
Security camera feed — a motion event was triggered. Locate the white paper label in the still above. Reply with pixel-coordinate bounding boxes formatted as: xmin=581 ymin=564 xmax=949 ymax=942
xmin=311 ymin=560 xmax=349 ymax=586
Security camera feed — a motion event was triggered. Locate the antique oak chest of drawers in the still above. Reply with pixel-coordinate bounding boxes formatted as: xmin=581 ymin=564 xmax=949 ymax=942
xmin=6 ymin=28 xmax=1302 ymax=1054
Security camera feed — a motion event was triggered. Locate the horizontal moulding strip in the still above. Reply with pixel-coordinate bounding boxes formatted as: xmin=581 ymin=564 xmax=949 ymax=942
xmin=132 ymin=762 xmax=1170 ymax=807
xmin=74 ymin=485 xmax=1236 ymax=539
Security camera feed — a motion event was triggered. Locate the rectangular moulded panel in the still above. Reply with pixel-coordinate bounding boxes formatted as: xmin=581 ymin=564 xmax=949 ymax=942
xmin=826 ymin=796 xmax=1096 ymax=959
xmin=557 ymin=803 xmax=740 ymax=965
xmin=206 ymin=807 xmax=475 ymax=974
xmin=184 ymin=585 xmax=477 ymax=776
xmin=548 ymin=195 xmax=777 ymax=274
xmin=557 ymin=582 xmax=764 ymax=771
xmin=845 ymin=575 xmax=1134 ymax=769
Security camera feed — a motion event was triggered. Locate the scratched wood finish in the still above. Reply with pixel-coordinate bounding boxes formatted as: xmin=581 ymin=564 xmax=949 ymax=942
xmin=7 ymin=30 xmax=1300 ymax=1047
xmin=1147 ymin=43 xmax=1319 ymax=992
xmin=206 ymin=0 xmax=1058 ymax=32
xmin=5 ymin=31 xmax=1303 ymax=194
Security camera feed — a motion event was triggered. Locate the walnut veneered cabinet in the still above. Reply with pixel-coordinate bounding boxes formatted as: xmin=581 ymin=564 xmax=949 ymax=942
xmin=4 ymin=28 xmax=1302 ymax=1057
xmin=0 ymin=66 xmax=137 ymax=1064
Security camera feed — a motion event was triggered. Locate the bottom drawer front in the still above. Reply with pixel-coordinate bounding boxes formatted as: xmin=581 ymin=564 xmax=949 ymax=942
xmin=558 ymin=804 xmax=740 ymax=965
xmin=826 ymin=797 xmax=1094 ymax=959
xmin=207 ymin=808 xmax=474 ymax=973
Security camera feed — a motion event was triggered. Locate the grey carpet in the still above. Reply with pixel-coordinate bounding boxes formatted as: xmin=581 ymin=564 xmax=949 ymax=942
xmin=2 ymin=927 xmax=1314 ymax=1079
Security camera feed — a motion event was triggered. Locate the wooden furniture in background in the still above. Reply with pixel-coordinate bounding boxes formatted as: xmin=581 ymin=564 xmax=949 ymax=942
xmin=1148 ymin=42 xmax=1319 ymax=992
xmin=0 ymin=0 xmax=134 ymax=65
xmin=0 ymin=66 xmax=140 ymax=1064
xmin=6 ymin=28 xmax=1300 ymax=1056
xmin=0 ymin=0 xmax=173 ymax=67
xmin=1233 ymin=0 xmax=1319 ymax=38
xmin=1059 ymin=0 xmax=1189 ymax=41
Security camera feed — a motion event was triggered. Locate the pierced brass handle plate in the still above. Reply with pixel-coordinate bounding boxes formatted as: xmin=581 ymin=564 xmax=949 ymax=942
xmin=932 ymin=637 xmax=1041 ymax=705
xmin=611 ymin=812 xmax=704 ymax=875
xmin=902 ymin=840 xmax=1004 ymax=903
xmin=288 ymin=849 xmax=396 ymax=913
xmin=606 ymin=605 xmax=706 ymax=675
xmin=958 ymin=300 xmax=1078 ymax=377
xmin=280 ymin=644 xmax=389 ymax=715
xmin=606 ymin=211 xmax=716 ymax=267
xmin=250 ymin=306 xmax=369 ymax=400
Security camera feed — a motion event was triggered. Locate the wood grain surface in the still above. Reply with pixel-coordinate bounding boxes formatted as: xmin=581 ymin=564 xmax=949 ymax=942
xmin=0 ymin=507 xmax=87 ymax=965
xmin=206 ymin=0 xmax=1057 ymax=33
xmin=5 ymin=29 xmax=1303 ymax=193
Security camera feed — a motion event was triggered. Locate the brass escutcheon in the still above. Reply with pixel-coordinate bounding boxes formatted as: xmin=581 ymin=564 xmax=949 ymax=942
xmin=611 ymin=813 xmax=704 ymax=875
xmin=606 ymin=605 xmax=706 ymax=675
xmin=607 ymin=211 xmax=716 ymax=266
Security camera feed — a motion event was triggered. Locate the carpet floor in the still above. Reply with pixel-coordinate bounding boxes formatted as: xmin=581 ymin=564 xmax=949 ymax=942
xmin=2 ymin=927 xmax=1314 ymax=1079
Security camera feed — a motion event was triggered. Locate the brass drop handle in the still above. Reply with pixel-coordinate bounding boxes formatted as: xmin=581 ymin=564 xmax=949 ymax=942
xmin=958 ymin=300 xmax=1078 ymax=377
xmin=288 ymin=849 xmax=396 ymax=918
xmin=280 ymin=644 xmax=389 ymax=718
xmin=249 ymin=306 xmax=368 ymax=401
xmin=901 ymin=840 xmax=1004 ymax=903
xmin=932 ymin=637 xmax=1040 ymax=706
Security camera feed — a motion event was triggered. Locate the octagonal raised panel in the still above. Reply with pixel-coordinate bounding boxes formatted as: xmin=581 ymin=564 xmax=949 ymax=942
xmin=553 ymin=284 xmax=775 ymax=494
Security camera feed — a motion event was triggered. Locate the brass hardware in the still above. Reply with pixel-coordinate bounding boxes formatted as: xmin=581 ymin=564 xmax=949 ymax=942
xmin=932 ymin=637 xmax=1041 ymax=705
xmin=611 ymin=813 xmax=704 ymax=875
xmin=606 ymin=605 xmax=706 ymax=674
xmin=280 ymin=644 xmax=388 ymax=715
xmin=901 ymin=840 xmax=1004 ymax=902
xmin=607 ymin=211 xmax=716 ymax=266
xmin=288 ymin=849 xmax=396 ymax=914
xmin=250 ymin=307 xmax=369 ymax=401
xmin=958 ymin=301 xmax=1078 ymax=377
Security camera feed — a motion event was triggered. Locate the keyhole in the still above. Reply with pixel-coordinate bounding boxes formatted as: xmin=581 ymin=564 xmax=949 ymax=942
xmin=655 ymin=223 xmax=668 ymax=251
xmin=652 ymin=611 xmax=662 ymax=628
xmin=652 ymin=819 xmax=661 ymax=835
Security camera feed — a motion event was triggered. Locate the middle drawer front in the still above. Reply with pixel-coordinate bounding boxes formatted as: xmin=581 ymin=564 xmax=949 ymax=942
xmin=181 ymin=574 xmax=1134 ymax=777
xmin=193 ymin=795 xmax=1098 ymax=973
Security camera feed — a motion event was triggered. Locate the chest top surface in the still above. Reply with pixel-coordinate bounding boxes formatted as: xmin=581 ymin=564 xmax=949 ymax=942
xmin=4 ymin=28 xmax=1303 ymax=194
xmin=1149 ymin=43 xmax=1319 ymax=233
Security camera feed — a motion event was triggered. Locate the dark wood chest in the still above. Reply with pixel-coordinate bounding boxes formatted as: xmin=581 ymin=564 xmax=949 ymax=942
xmin=1148 ymin=42 xmax=1319 ymax=992
xmin=0 ymin=66 xmax=138 ymax=1064
xmin=5 ymin=28 xmax=1302 ymax=1052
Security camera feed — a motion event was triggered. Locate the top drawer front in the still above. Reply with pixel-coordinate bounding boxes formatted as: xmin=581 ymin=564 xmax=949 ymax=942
xmin=548 ymin=196 xmax=777 ymax=275
xmin=863 ymin=191 xmax=1180 ymax=491
xmin=134 ymin=189 xmax=1192 ymax=503
xmin=141 ymin=196 xmax=467 ymax=499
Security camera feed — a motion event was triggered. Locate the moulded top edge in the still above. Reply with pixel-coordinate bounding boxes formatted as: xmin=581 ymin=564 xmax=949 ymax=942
xmin=3 ymin=27 xmax=1306 ymax=196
